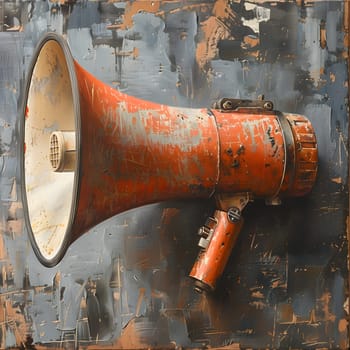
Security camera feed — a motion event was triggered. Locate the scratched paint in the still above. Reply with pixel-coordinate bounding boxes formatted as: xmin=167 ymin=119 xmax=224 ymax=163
xmin=0 ymin=1 xmax=349 ymax=349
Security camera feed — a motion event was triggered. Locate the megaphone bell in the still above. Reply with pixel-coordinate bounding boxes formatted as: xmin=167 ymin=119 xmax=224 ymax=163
xmin=21 ymin=33 xmax=318 ymax=292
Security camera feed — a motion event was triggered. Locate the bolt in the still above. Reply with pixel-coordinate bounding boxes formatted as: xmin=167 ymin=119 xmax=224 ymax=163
xmin=222 ymin=100 xmax=233 ymax=110
xmin=231 ymin=159 xmax=240 ymax=168
xmin=237 ymin=145 xmax=245 ymax=155
xmin=227 ymin=207 xmax=241 ymax=223
xmin=263 ymin=101 xmax=273 ymax=110
xmin=226 ymin=148 xmax=233 ymax=156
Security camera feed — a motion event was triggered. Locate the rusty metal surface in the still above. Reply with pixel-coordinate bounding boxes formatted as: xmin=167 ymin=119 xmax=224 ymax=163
xmin=0 ymin=1 xmax=349 ymax=349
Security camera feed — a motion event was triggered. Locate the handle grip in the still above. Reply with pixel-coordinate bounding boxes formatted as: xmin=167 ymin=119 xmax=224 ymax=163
xmin=189 ymin=209 xmax=243 ymax=293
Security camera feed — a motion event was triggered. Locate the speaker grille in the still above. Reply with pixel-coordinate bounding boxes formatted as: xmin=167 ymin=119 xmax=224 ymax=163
xmin=49 ymin=133 xmax=62 ymax=171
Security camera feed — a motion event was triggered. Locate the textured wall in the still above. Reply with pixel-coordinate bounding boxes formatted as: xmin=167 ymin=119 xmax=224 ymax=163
xmin=0 ymin=1 xmax=349 ymax=349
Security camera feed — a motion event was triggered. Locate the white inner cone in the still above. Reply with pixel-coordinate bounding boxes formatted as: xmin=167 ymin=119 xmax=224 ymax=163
xmin=24 ymin=39 xmax=77 ymax=262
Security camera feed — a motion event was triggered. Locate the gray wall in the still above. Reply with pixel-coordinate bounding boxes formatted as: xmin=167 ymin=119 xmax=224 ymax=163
xmin=0 ymin=1 xmax=348 ymax=349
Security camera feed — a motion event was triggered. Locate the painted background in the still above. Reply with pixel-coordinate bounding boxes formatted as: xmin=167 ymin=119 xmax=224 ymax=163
xmin=0 ymin=0 xmax=349 ymax=349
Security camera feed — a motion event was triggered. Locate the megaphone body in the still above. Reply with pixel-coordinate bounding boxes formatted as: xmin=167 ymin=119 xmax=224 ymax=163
xmin=21 ymin=33 xmax=317 ymax=292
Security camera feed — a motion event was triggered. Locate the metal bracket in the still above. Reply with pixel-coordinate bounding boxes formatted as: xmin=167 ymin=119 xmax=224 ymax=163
xmin=197 ymin=216 xmax=217 ymax=250
xmin=215 ymin=192 xmax=251 ymax=212
xmin=212 ymin=96 xmax=274 ymax=113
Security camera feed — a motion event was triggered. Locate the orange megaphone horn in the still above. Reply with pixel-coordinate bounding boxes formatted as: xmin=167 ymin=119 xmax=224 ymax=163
xmin=21 ymin=33 xmax=317 ymax=292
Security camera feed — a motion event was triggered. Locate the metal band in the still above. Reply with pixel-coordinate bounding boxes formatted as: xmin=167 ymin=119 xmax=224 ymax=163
xmin=274 ymin=111 xmax=296 ymax=198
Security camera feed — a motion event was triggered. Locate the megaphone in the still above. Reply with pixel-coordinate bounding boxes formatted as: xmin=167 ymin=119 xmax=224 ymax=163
xmin=21 ymin=33 xmax=318 ymax=292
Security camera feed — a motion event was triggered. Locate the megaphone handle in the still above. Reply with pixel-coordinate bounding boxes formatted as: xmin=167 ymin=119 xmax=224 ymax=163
xmin=189 ymin=193 xmax=250 ymax=293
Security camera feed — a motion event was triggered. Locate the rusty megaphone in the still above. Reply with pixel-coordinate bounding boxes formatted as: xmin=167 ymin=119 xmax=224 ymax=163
xmin=21 ymin=33 xmax=318 ymax=292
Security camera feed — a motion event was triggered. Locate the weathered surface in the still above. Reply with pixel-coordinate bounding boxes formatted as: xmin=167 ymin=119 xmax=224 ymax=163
xmin=0 ymin=1 xmax=348 ymax=349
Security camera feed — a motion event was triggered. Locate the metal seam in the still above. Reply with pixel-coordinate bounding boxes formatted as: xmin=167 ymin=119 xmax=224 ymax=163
xmin=273 ymin=111 xmax=295 ymax=199
xmin=208 ymin=108 xmax=221 ymax=198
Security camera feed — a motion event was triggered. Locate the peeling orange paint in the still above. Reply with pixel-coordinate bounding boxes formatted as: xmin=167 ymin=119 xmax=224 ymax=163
xmin=243 ymin=35 xmax=260 ymax=49
xmin=132 ymin=47 xmax=139 ymax=59
xmin=331 ymin=177 xmax=342 ymax=184
xmin=338 ymin=318 xmax=349 ymax=349
xmin=320 ymin=21 xmax=327 ymax=49
xmin=49 ymin=0 xmax=68 ymax=4
xmin=195 ymin=0 xmax=243 ymax=70
xmin=0 ymin=296 xmax=28 ymax=347
xmin=319 ymin=292 xmax=336 ymax=335
xmin=330 ymin=72 xmax=336 ymax=83
xmin=195 ymin=16 xmax=231 ymax=69
xmin=135 ymin=287 xmax=145 ymax=317
xmin=338 ymin=318 xmax=348 ymax=332
xmin=0 ymin=234 xmax=7 ymax=261
xmin=118 ymin=1 xmax=161 ymax=30
xmin=212 ymin=0 xmax=236 ymax=22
